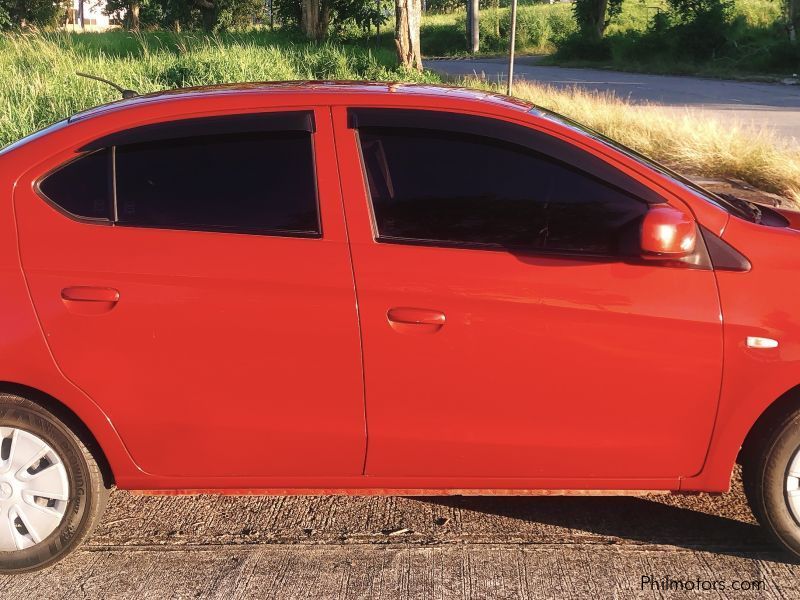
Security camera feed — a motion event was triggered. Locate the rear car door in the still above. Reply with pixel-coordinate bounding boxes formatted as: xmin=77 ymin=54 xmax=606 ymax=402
xmin=334 ymin=106 xmax=723 ymax=482
xmin=14 ymin=107 xmax=366 ymax=479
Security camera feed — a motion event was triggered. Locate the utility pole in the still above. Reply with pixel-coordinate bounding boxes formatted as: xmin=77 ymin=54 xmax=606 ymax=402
xmin=506 ymin=0 xmax=517 ymax=95
xmin=469 ymin=0 xmax=479 ymax=54
xmin=465 ymin=0 xmax=471 ymax=52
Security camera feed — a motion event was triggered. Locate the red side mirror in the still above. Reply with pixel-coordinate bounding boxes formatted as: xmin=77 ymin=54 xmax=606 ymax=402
xmin=640 ymin=205 xmax=697 ymax=258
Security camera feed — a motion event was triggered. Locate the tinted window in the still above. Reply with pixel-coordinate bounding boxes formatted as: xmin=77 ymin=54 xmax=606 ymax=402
xmin=359 ymin=128 xmax=650 ymax=256
xmin=38 ymin=149 xmax=111 ymax=220
xmin=115 ymin=131 xmax=319 ymax=235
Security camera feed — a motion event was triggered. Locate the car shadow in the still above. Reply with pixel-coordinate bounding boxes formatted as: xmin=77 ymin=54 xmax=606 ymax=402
xmin=416 ymin=495 xmax=798 ymax=563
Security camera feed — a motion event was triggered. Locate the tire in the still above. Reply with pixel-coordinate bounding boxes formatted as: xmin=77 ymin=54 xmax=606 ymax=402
xmin=743 ymin=406 xmax=800 ymax=559
xmin=0 ymin=393 xmax=109 ymax=573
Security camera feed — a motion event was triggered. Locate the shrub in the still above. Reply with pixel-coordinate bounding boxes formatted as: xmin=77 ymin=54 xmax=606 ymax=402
xmin=499 ymin=7 xmax=549 ymax=48
xmin=553 ymin=32 xmax=614 ymax=60
xmin=547 ymin=9 xmax=578 ymax=44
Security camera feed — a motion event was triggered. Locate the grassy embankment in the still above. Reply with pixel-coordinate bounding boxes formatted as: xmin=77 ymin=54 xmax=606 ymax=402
xmin=421 ymin=0 xmax=795 ymax=78
xmin=0 ymin=30 xmax=797 ymax=202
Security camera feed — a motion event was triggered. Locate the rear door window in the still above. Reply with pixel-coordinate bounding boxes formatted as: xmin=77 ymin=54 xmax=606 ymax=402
xmin=115 ymin=131 xmax=319 ymax=236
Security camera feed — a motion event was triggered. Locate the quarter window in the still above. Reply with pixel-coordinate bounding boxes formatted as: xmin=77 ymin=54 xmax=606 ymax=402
xmin=38 ymin=149 xmax=111 ymax=221
xmin=37 ymin=122 xmax=320 ymax=237
xmin=358 ymin=127 xmax=650 ymax=256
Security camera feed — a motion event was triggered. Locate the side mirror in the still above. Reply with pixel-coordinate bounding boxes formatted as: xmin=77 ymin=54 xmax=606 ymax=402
xmin=640 ymin=205 xmax=697 ymax=258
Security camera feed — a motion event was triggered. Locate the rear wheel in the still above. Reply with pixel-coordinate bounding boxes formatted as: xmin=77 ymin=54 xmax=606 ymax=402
xmin=0 ymin=394 xmax=109 ymax=573
xmin=743 ymin=406 xmax=800 ymax=558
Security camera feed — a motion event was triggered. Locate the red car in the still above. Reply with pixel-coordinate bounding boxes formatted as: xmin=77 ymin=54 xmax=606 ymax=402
xmin=0 ymin=81 xmax=798 ymax=572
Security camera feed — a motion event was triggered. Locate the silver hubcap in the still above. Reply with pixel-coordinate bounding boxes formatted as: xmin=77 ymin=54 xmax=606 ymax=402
xmin=0 ymin=428 xmax=69 ymax=551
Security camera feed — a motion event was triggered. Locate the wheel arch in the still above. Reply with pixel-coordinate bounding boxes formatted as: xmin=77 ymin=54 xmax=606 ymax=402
xmin=739 ymin=384 xmax=800 ymax=468
xmin=0 ymin=381 xmax=116 ymax=486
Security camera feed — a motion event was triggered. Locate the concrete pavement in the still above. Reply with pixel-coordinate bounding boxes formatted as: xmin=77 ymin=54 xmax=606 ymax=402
xmin=3 ymin=469 xmax=799 ymax=598
xmin=425 ymin=58 xmax=800 ymax=142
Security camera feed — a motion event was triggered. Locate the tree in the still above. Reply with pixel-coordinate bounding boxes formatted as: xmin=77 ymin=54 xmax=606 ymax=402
xmin=104 ymin=0 xmax=263 ymax=31
xmin=0 ymin=0 xmax=67 ymax=28
xmin=301 ymin=0 xmax=329 ymax=40
xmin=572 ymin=0 xmax=623 ymax=38
xmin=784 ymin=0 xmax=799 ymax=42
xmin=129 ymin=0 xmax=140 ymax=30
xmin=395 ymin=0 xmax=422 ymax=70
xmin=104 ymin=0 xmax=142 ymax=30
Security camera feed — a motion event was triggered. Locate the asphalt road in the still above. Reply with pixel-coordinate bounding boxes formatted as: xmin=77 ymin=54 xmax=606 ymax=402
xmin=3 ymin=469 xmax=799 ymax=599
xmin=425 ymin=58 xmax=800 ymax=142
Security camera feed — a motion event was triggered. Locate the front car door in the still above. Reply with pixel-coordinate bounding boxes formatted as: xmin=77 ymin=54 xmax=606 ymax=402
xmin=333 ymin=105 xmax=722 ymax=484
xmin=15 ymin=106 xmax=366 ymax=480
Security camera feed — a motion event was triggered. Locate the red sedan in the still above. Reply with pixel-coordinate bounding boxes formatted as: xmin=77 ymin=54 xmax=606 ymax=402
xmin=0 ymin=81 xmax=798 ymax=571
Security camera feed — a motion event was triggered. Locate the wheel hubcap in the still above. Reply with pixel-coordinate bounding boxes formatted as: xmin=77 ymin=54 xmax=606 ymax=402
xmin=0 ymin=427 xmax=69 ymax=551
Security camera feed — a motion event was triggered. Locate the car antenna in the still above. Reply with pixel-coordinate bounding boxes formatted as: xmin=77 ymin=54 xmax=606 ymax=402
xmin=76 ymin=72 xmax=138 ymax=100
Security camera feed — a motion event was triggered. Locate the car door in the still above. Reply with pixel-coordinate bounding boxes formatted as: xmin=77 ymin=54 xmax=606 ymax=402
xmin=333 ymin=106 xmax=723 ymax=481
xmin=15 ymin=107 xmax=366 ymax=479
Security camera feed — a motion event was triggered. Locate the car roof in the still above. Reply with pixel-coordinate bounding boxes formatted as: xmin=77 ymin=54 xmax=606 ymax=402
xmin=69 ymin=80 xmax=535 ymax=122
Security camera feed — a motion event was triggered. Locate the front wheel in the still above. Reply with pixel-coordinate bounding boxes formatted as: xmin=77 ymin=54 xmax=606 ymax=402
xmin=743 ymin=406 xmax=800 ymax=559
xmin=0 ymin=393 xmax=109 ymax=573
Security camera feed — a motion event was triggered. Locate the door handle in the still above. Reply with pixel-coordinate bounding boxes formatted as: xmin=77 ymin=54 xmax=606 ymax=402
xmin=387 ymin=307 xmax=445 ymax=334
xmin=61 ymin=286 xmax=119 ymax=315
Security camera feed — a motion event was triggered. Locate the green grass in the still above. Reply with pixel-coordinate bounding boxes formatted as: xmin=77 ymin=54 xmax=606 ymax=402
xmin=419 ymin=0 xmax=797 ymax=78
xmin=421 ymin=3 xmax=576 ymax=56
xmin=548 ymin=0 xmax=796 ymax=78
xmin=1 ymin=29 xmax=798 ymax=203
xmin=0 ymin=29 xmax=437 ymax=146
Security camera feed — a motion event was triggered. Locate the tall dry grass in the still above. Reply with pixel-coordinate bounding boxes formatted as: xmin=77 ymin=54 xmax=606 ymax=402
xmin=467 ymin=77 xmax=800 ymax=202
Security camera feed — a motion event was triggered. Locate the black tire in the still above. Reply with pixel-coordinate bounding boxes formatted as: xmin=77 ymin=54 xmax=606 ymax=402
xmin=743 ymin=406 xmax=800 ymax=559
xmin=0 ymin=393 xmax=109 ymax=573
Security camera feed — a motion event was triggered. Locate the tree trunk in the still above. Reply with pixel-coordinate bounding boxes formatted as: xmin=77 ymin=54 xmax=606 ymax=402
xmin=789 ymin=0 xmax=799 ymax=43
xmin=302 ymin=0 xmax=329 ymax=40
xmin=395 ymin=0 xmax=422 ymax=71
xmin=594 ymin=0 xmax=609 ymax=38
xmin=129 ymin=0 xmax=140 ymax=31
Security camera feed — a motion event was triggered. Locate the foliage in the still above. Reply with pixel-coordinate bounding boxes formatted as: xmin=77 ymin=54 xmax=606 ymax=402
xmin=666 ymin=0 xmax=734 ymax=21
xmin=422 ymin=4 xmax=574 ymax=55
xmin=573 ymin=0 xmax=624 ymax=37
xmin=0 ymin=4 xmax=11 ymax=30
xmin=332 ymin=0 xmax=392 ymax=31
xmin=0 ymin=0 xmax=67 ymax=29
xmin=257 ymin=0 xmax=391 ymax=34
xmin=272 ymin=0 xmax=302 ymax=28
xmin=546 ymin=0 xmax=796 ymax=73
xmin=104 ymin=0 xmax=266 ymax=31
xmin=419 ymin=0 xmax=789 ymax=72
xmin=424 ymin=0 xmax=464 ymax=13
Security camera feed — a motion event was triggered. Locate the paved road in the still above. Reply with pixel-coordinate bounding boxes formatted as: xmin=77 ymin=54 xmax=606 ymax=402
xmin=426 ymin=58 xmax=800 ymax=142
xmin=3 ymin=469 xmax=799 ymax=598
